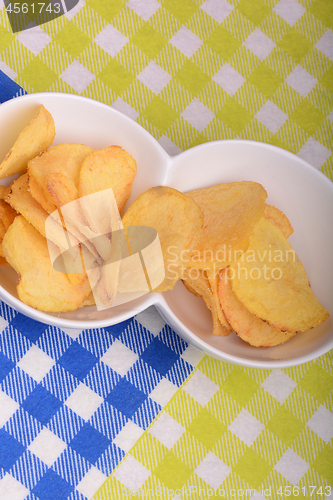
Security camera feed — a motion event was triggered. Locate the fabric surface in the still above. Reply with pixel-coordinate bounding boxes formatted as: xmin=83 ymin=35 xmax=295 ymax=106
xmin=0 ymin=0 xmax=332 ymax=177
xmin=0 ymin=1 xmax=332 ymax=499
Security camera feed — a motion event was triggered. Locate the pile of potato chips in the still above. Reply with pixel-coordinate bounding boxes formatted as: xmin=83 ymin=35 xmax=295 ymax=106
xmin=182 ymin=183 xmax=329 ymax=346
xmin=0 ymin=105 xmax=329 ymax=347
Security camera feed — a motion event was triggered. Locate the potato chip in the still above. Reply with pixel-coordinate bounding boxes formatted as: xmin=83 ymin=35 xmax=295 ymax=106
xmin=5 ymin=175 xmax=102 ymax=287
xmin=186 ymin=181 xmax=267 ymax=270
xmin=78 ymin=146 xmax=137 ymax=217
xmin=0 ymin=105 xmax=55 ymax=180
xmin=89 ymin=222 xmax=125 ymax=308
xmin=28 ymin=173 xmax=58 ymax=214
xmin=28 ymin=143 xmax=94 ymax=209
xmin=2 ymin=216 xmax=92 ymax=312
xmin=0 ymin=222 xmax=6 ymax=260
xmin=5 ymin=174 xmax=51 ymax=237
xmin=0 ymin=219 xmax=6 ymax=240
xmin=183 ymin=268 xmax=231 ymax=336
xmin=229 ymin=217 xmax=329 ymax=332
xmin=0 ymin=194 xmax=18 ymax=265
xmin=0 ymin=198 xmax=17 ymax=230
xmin=0 ymin=186 xmax=7 ymax=199
xmin=122 ymin=186 xmax=204 ymax=292
xmin=182 ymin=276 xmax=201 ymax=297
xmin=0 ymin=193 xmax=17 ymax=266
xmin=57 ymin=195 xmax=110 ymax=263
xmin=263 ymin=204 xmax=293 ymax=239
xmin=0 ymin=218 xmax=7 ymax=261
xmin=206 ymin=268 xmax=232 ymax=330
xmin=79 ymin=292 xmax=95 ymax=307
xmin=219 ymin=267 xmax=296 ymax=347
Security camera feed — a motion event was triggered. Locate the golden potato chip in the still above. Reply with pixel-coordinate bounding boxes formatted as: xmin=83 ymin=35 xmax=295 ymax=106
xmin=0 ymin=218 xmax=7 ymax=261
xmin=219 ymin=267 xmax=296 ymax=347
xmin=0 ymin=105 xmax=55 ymax=180
xmin=186 ymin=181 xmax=267 ymax=270
xmin=86 ymin=223 xmax=124 ymax=309
xmin=122 ymin=186 xmax=204 ymax=292
xmin=2 ymin=216 xmax=92 ymax=312
xmin=263 ymin=204 xmax=293 ymax=239
xmin=182 ymin=277 xmax=201 ymax=297
xmin=0 ymin=195 xmax=17 ymax=266
xmin=0 ymin=224 xmax=6 ymax=260
xmin=5 ymin=175 xmax=100 ymax=287
xmin=28 ymin=143 xmax=94 ymax=209
xmin=78 ymin=146 xmax=137 ymax=216
xmin=5 ymin=174 xmax=50 ymax=237
xmin=56 ymin=195 xmax=110 ymax=263
xmin=27 ymin=168 xmax=104 ymax=276
xmin=6 ymin=174 xmax=75 ymax=260
xmin=0 ymin=186 xmax=7 ymax=199
xmin=206 ymin=268 xmax=232 ymax=330
xmin=0 ymin=198 xmax=17 ymax=230
xmin=79 ymin=292 xmax=95 ymax=307
xmin=230 ymin=217 xmax=329 ymax=332
xmin=28 ymin=173 xmax=58 ymax=214
xmin=0 ymin=219 xmax=6 ymax=240
xmin=183 ymin=268 xmax=230 ymax=336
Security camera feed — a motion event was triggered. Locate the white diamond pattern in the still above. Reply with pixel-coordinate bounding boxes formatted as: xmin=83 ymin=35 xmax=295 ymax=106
xmin=94 ymin=25 xmax=129 ymax=57
xmin=200 ymin=0 xmax=234 ymax=23
xmin=127 ymin=0 xmax=160 ymax=21
xmin=273 ymin=0 xmax=306 ymax=26
xmin=274 ymin=449 xmax=310 ymax=485
xmin=181 ymin=99 xmax=215 ymax=132
xmin=137 ymin=62 xmax=172 ymax=94
xmin=60 ymin=61 xmax=95 ymax=93
xmin=213 ymin=63 xmax=245 ymax=96
xmin=315 ymin=30 xmax=333 ymax=61
xmin=285 ymin=65 xmax=317 ymax=97
xmin=244 ymin=29 xmax=276 ymax=61
xmin=297 ymin=138 xmax=331 ymax=169
xmin=170 ymin=27 xmax=203 ymax=58
xmin=16 ymin=25 xmax=51 ymax=55
xmin=255 ymin=101 xmax=288 ymax=133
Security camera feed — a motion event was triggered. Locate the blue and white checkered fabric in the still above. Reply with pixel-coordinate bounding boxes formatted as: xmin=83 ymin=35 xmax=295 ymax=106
xmin=0 ymin=69 xmax=27 ymax=103
xmin=0 ymin=300 xmax=198 ymax=500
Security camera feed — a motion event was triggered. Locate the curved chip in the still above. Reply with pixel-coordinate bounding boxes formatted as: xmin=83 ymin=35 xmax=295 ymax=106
xmin=5 ymin=173 xmax=50 ymax=237
xmin=122 ymin=186 xmax=204 ymax=292
xmin=186 ymin=181 xmax=267 ymax=270
xmin=78 ymin=146 xmax=137 ymax=217
xmin=229 ymin=217 xmax=329 ymax=333
xmin=4 ymin=173 xmax=86 ymax=285
xmin=0 ymin=194 xmax=17 ymax=267
xmin=0 ymin=186 xmax=7 ymax=199
xmin=0 ymin=219 xmax=7 ymax=261
xmin=263 ymin=204 xmax=293 ymax=239
xmin=219 ymin=267 xmax=296 ymax=347
xmin=28 ymin=173 xmax=58 ymax=214
xmin=28 ymin=143 xmax=94 ymax=209
xmin=0 ymin=105 xmax=55 ymax=179
xmin=0 ymin=198 xmax=17 ymax=230
xmin=183 ymin=268 xmax=231 ymax=336
xmin=206 ymin=268 xmax=231 ymax=330
xmin=2 ymin=216 xmax=92 ymax=312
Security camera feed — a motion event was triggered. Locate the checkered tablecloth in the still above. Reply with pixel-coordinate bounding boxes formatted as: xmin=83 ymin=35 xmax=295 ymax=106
xmin=0 ymin=1 xmax=332 ymax=499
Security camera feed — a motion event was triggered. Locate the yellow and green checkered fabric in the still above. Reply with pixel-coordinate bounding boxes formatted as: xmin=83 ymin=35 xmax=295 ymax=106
xmin=0 ymin=0 xmax=332 ymax=177
xmin=96 ymin=352 xmax=333 ymax=499
xmin=0 ymin=0 xmax=332 ymax=498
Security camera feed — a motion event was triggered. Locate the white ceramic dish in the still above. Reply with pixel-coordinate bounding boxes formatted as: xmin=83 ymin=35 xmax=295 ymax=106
xmin=0 ymin=93 xmax=332 ymax=368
